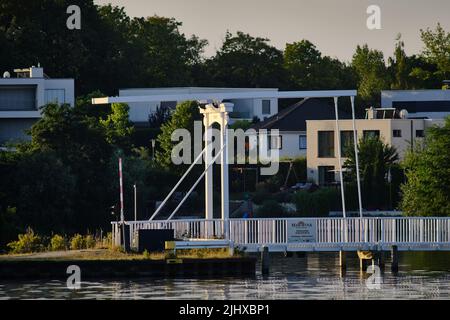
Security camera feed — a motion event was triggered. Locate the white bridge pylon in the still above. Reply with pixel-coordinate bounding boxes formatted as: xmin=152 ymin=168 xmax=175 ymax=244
xmin=92 ymin=90 xmax=362 ymax=240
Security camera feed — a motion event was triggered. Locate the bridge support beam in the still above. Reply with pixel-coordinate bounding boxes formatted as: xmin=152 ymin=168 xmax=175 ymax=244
xmin=339 ymin=251 xmax=346 ymax=270
xmin=391 ymin=245 xmax=399 ymax=273
xmin=261 ymin=246 xmax=270 ymax=275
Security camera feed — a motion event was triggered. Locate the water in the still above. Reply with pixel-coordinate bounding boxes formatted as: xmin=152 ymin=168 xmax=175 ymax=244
xmin=1 ymin=252 xmax=449 ymax=300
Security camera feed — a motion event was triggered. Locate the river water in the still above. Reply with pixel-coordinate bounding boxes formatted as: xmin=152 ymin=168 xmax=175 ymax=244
xmin=0 ymin=252 xmax=449 ymax=300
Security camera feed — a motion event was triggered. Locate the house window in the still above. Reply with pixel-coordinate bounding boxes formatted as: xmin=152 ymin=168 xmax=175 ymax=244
xmin=45 ymin=89 xmax=65 ymax=104
xmin=299 ymin=134 xmax=307 ymax=150
xmin=262 ymin=100 xmax=271 ymax=115
xmin=393 ymin=129 xmax=402 ymax=137
xmin=318 ymin=131 xmax=334 ymax=158
xmin=160 ymin=101 xmax=177 ymax=110
xmin=340 ymin=131 xmax=354 ymax=157
xmin=269 ymin=135 xmax=282 ymax=149
xmin=0 ymin=86 xmax=36 ymax=111
xmin=318 ymin=166 xmax=335 ymax=185
xmin=363 ymin=130 xmax=380 ymax=139
xmin=416 ymin=130 xmax=424 ymax=138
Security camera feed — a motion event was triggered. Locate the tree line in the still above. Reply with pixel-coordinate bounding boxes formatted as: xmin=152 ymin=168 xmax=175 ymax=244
xmin=0 ymin=0 xmax=449 ymax=109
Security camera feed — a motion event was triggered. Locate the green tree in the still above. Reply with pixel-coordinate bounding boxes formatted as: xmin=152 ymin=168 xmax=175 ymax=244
xmin=401 ymin=117 xmax=450 ymax=216
xmin=284 ymin=40 xmax=355 ymax=90
xmin=420 ymin=23 xmax=450 ymax=82
xmin=351 ymin=45 xmax=390 ymax=107
xmin=100 ymin=103 xmax=134 ymax=151
xmin=344 ymin=136 xmax=399 ymax=209
xmin=155 ymin=101 xmax=201 ymax=172
xmin=206 ymin=31 xmax=286 ymax=88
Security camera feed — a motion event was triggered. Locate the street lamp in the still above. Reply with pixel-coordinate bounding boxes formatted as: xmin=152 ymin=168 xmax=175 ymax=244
xmin=151 ymin=139 xmax=156 ymax=159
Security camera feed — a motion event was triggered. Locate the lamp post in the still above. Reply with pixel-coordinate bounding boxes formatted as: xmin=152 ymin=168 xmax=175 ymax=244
xmin=133 ymin=182 xmax=137 ymax=221
xmin=151 ymin=139 xmax=156 ymax=159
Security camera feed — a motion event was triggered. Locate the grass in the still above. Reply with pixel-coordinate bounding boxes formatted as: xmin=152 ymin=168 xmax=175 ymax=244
xmin=0 ymin=247 xmax=242 ymax=262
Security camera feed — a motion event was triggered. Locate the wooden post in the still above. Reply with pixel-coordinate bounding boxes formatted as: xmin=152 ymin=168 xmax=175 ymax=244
xmin=339 ymin=251 xmax=346 ymax=270
xmin=391 ymin=245 xmax=399 ymax=273
xmin=261 ymin=246 xmax=270 ymax=275
xmin=376 ymin=250 xmax=385 ymax=270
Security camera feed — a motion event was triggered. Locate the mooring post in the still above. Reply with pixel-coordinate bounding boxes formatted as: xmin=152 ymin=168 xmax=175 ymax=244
xmin=339 ymin=250 xmax=346 ymax=270
xmin=391 ymin=245 xmax=399 ymax=273
xmin=377 ymin=250 xmax=385 ymax=271
xmin=261 ymin=245 xmax=270 ymax=275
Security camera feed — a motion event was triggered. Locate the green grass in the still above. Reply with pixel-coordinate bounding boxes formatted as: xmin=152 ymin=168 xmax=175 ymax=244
xmin=0 ymin=247 xmax=241 ymax=262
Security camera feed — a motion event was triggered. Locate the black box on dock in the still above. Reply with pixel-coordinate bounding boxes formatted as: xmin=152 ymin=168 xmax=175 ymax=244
xmin=132 ymin=229 xmax=174 ymax=253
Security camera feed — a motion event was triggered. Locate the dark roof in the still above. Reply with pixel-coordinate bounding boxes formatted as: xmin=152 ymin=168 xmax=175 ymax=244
xmin=252 ymin=98 xmax=351 ymax=132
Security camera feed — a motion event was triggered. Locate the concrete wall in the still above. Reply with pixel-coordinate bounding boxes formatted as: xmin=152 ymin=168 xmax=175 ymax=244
xmin=306 ymin=119 xmax=443 ymax=184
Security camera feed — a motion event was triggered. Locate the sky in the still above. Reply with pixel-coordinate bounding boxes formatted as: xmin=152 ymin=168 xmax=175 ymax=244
xmin=94 ymin=0 xmax=450 ymax=62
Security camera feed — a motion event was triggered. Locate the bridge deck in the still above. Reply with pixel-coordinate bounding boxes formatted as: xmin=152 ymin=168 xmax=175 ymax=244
xmin=112 ymin=217 xmax=450 ymax=252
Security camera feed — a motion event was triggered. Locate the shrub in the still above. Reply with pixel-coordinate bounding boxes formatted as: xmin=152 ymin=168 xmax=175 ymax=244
xmin=294 ymin=188 xmax=342 ymax=217
xmin=252 ymin=191 xmax=271 ymax=205
xmin=255 ymin=200 xmax=286 ymax=218
xmin=84 ymin=235 xmax=96 ymax=249
xmin=70 ymin=234 xmax=85 ymax=250
xmin=7 ymin=228 xmax=44 ymax=254
xmin=50 ymin=234 xmax=67 ymax=251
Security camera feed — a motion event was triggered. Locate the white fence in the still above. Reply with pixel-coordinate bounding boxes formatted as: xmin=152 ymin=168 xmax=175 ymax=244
xmin=112 ymin=217 xmax=450 ymax=252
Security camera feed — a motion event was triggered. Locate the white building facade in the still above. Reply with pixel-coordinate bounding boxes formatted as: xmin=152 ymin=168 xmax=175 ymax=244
xmin=119 ymin=87 xmax=279 ymax=125
xmin=0 ymin=67 xmax=74 ymax=144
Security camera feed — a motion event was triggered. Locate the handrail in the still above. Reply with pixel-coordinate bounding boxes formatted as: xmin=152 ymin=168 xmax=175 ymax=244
xmin=149 ymin=147 xmax=206 ymax=221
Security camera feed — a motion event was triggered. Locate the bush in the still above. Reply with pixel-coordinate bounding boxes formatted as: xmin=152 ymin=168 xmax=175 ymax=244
xmin=84 ymin=235 xmax=96 ymax=249
xmin=50 ymin=234 xmax=67 ymax=251
xmin=7 ymin=228 xmax=44 ymax=254
xmin=70 ymin=234 xmax=85 ymax=250
xmin=294 ymin=188 xmax=342 ymax=217
xmin=255 ymin=200 xmax=286 ymax=218
xmin=252 ymin=191 xmax=271 ymax=205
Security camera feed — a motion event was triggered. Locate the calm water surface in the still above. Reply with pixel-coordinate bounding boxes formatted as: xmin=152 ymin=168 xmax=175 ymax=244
xmin=1 ymin=252 xmax=449 ymax=300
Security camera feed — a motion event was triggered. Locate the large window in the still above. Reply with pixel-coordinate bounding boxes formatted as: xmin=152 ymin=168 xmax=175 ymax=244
xmin=45 ymin=89 xmax=65 ymax=104
xmin=299 ymin=134 xmax=307 ymax=150
xmin=340 ymin=131 xmax=354 ymax=157
xmin=363 ymin=130 xmax=380 ymax=139
xmin=0 ymin=86 xmax=36 ymax=111
xmin=262 ymin=100 xmax=271 ymax=115
xmin=318 ymin=131 xmax=334 ymax=158
xmin=318 ymin=166 xmax=335 ymax=185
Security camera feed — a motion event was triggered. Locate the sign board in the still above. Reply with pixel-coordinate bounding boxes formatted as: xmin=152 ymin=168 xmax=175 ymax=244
xmin=287 ymin=219 xmax=317 ymax=243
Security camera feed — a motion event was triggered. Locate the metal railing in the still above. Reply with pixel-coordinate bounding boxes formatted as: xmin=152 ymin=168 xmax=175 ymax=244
xmin=112 ymin=217 xmax=450 ymax=250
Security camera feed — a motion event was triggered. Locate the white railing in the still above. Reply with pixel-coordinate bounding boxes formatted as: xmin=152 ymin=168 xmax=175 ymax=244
xmin=112 ymin=217 xmax=450 ymax=250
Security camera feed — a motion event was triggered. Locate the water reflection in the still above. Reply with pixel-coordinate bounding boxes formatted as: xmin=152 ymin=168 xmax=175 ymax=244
xmin=0 ymin=253 xmax=449 ymax=300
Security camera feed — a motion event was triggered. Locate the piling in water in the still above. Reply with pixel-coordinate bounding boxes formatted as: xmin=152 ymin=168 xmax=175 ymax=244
xmin=261 ymin=246 xmax=270 ymax=275
xmin=391 ymin=245 xmax=399 ymax=273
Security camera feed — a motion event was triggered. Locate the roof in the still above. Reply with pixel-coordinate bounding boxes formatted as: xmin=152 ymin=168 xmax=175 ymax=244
xmin=252 ymin=98 xmax=351 ymax=132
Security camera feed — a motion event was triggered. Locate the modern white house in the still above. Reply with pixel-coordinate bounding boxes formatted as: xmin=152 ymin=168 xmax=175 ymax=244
xmin=118 ymin=87 xmax=279 ymax=125
xmin=306 ymin=107 xmax=444 ymax=185
xmin=0 ymin=66 xmax=74 ymax=144
xmin=381 ymin=88 xmax=450 ymax=119
xmin=252 ymin=98 xmax=351 ymax=160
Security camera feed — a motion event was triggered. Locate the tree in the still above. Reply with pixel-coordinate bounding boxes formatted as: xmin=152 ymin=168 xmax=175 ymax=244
xmin=100 ymin=103 xmax=134 ymax=151
xmin=344 ymin=136 xmax=399 ymax=209
xmin=206 ymin=31 xmax=286 ymax=88
xmin=420 ymin=23 xmax=450 ymax=81
xmin=155 ymin=101 xmax=201 ymax=172
xmin=284 ymin=40 xmax=355 ymax=90
xmin=351 ymin=45 xmax=390 ymax=107
xmin=401 ymin=117 xmax=450 ymax=216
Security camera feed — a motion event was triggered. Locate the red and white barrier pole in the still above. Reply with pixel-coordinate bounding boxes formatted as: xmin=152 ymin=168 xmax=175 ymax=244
xmin=119 ymin=157 xmax=124 ymax=223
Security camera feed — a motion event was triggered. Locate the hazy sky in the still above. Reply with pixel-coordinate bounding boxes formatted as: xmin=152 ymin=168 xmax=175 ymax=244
xmin=94 ymin=0 xmax=450 ymax=62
